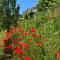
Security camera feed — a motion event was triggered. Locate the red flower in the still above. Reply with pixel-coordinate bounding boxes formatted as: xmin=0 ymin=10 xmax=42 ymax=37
xmin=30 ymin=28 xmax=36 ymax=33
xmin=3 ymin=36 xmax=10 ymax=41
xmin=31 ymin=33 xmax=37 ymax=38
xmin=57 ymin=52 xmax=60 ymax=59
xmin=6 ymin=35 xmax=11 ymax=39
xmin=4 ymin=39 xmax=8 ymax=44
xmin=37 ymin=34 xmax=42 ymax=38
xmin=5 ymin=32 xmax=9 ymax=36
xmin=38 ymin=41 xmax=42 ymax=46
xmin=22 ymin=43 xmax=28 ymax=48
xmin=23 ymin=32 xmax=27 ymax=37
xmin=17 ymin=41 xmax=22 ymax=45
xmin=5 ymin=45 xmax=12 ymax=49
xmin=10 ymin=27 xmax=17 ymax=34
xmin=24 ymin=57 xmax=31 ymax=60
xmin=14 ymin=46 xmax=23 ymax=54
xmin=3 ymin=36 xmax=10 ymax=44
xmin=29 ymin=39 xmax=32 ymax=42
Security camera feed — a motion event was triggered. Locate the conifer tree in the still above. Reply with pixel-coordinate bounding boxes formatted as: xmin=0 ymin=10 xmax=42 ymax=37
xmin=1 ymin=0 xmax=20 ymax=32
xmin=0 ymin=0 xmax=20 ymax=60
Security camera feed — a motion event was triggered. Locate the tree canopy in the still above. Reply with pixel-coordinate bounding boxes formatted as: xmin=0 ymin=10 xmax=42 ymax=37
xmin=0 ymin=0 xmax=20 ymax=31
xmin=36 ymin=0 xmax=58 ymax=12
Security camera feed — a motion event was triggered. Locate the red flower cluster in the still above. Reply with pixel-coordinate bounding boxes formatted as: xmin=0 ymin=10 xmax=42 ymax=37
xmin=38 ymin=41 xmax=42 ymax=46
xmin=37 ymin=34 xmax=42 ymax=38
xmin=57 ymin=52 xmax=60 ymax=59
xmin=14 ymin=46 xmax=23 ymax=55
xmin=22 ymin=43 xmax=28 ymax=48
xmin=23 ymin=31 xmax=27 ymax=37
xmin=24 ymin=57 xmax=31 ymax=60
xmin=2 ymin=27 xmax=44 ymax=60
xmin=5 ymin=45 xmax=12 ymax=49
xmin=31 ymin=33 xmax=37 ymax=38
xmin=29 ymin=39 xmax=32 ymax=42
xmin=30 ymin=28 xmax=36 ymax=33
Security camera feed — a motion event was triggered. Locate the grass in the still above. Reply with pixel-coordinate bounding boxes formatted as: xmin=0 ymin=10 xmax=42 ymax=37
xmin=0 ymin=11 xmax=60 ymax=60
xmin=0 ymin=31 xmax=5 ymax=59
xmin=17 ymin=13 xmax=60 ymax=60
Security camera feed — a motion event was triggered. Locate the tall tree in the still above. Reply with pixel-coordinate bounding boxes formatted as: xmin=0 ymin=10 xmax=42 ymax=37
xmin=1 ymin=0 xmax=20 ymax=32
xmin=0 ymin=0 xmax=4 ymax=24
xmin=0 ymin=0 xmax=20 ymax=60
xmin=36 ymin=0 xmax=56 ymax=12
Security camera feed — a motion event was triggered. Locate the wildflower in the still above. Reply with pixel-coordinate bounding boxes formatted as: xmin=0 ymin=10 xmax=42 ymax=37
xmin=3 ymin=38 xmax=8 ymax=41
xmin=10 ymin=27 xmax=17 ymax=34
xmin=6 ymin=35 xmax=11 ymax=39
xmin=22 ymin=43 xmax=28 ymax=48
xmin=31 ymin=33 xmax=37 ymax=38
xmin=37 ymin=34 xmax=42 ymax=38
xmin=24 ymin=57 xmax=31 ymax=60
xmin=29 ymin=39 xmax=32 ymax=42
xmin=17 ymin=41 xmax=22 ymax=45
xmin=38 ymin=41 xmax=42 ymax=46
xmin=14 ymin=46 xmax=23 ymax=54
xmin=5 ymin=45 xmax=12 ymax=49
xmin=30 ymin=28 xmax=36 ymax=33
xmin=57 ymin=52 xmax=60 ymax=59
xmin=23 ymin=32 xmax=27 ymax=37
xmin=3 ymin=37 xmax=10 ymax=44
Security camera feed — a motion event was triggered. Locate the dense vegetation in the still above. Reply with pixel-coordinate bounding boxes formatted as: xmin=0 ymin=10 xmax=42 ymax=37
xmin=0 ymin=0 xmax=60 ymax=60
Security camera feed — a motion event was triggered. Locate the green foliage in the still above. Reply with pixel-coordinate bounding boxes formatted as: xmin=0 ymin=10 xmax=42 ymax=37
xmin=0 ymin=0 xmax=20 ymax=31
xmin=17 ymin=7 xmax=60 ymax=59
xmin=0 ymin=0 xmax=60 ymax=60
xmin=36 ymin=0 xmax=57 ymax=12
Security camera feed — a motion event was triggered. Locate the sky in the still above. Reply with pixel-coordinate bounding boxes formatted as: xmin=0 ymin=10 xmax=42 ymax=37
xmin=16 ymin=0 xmax=37 ymax=14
